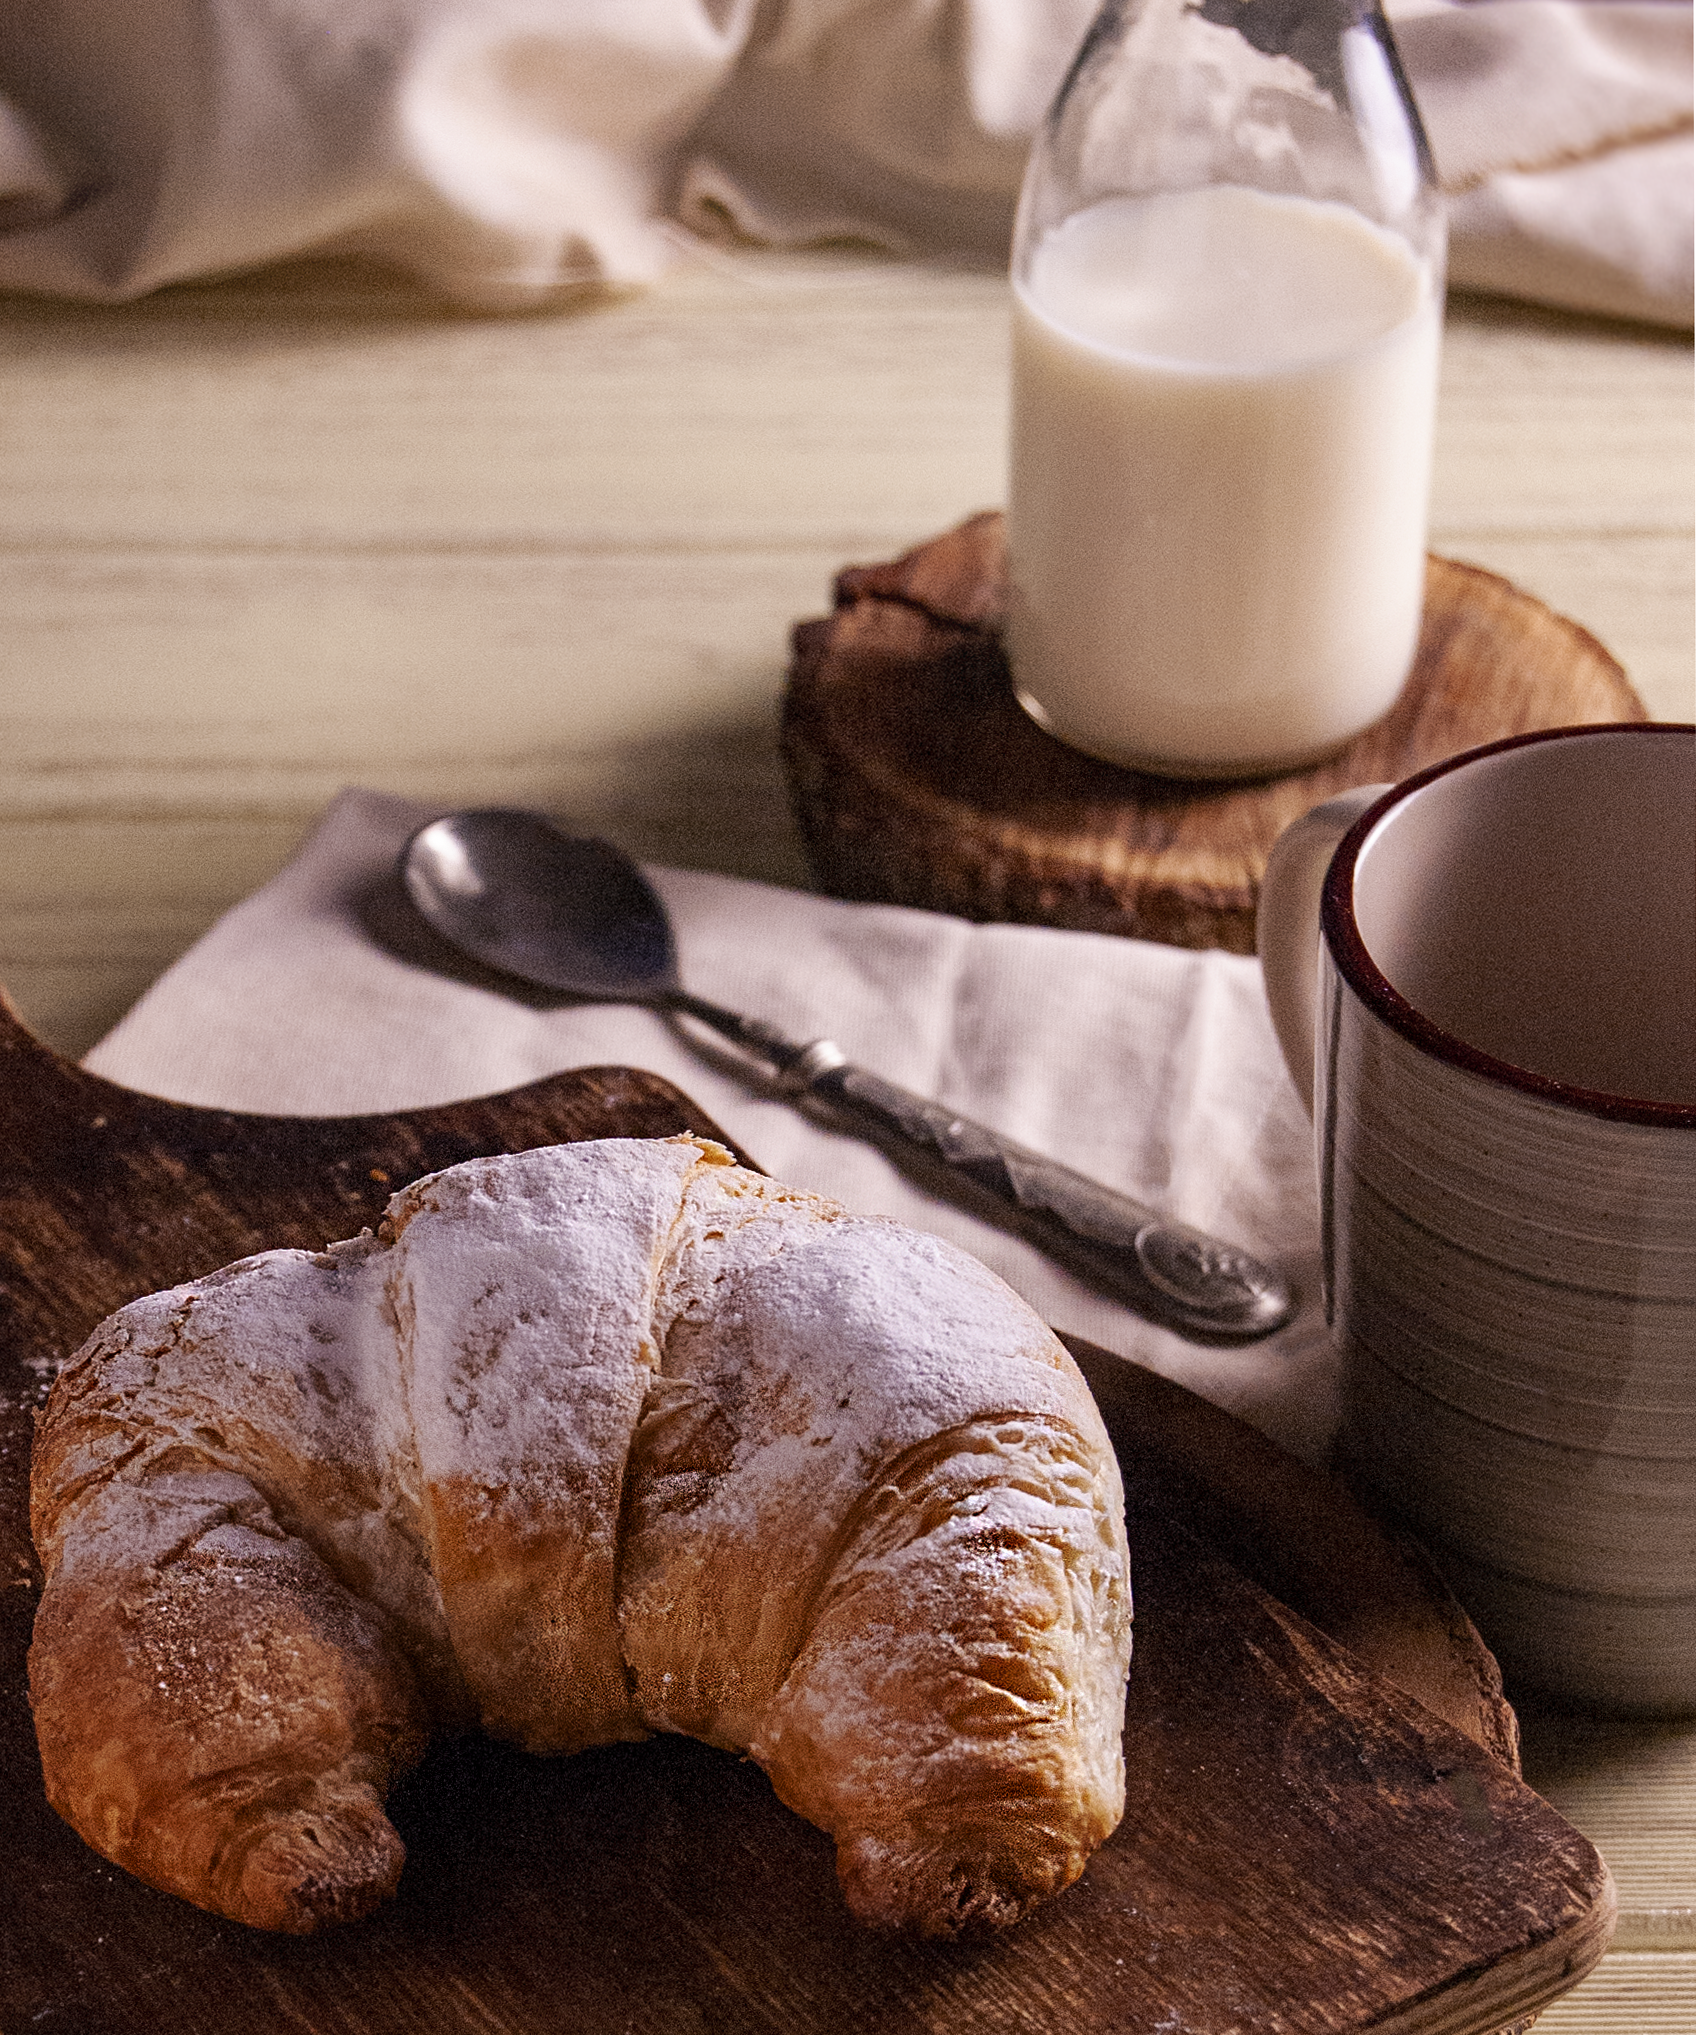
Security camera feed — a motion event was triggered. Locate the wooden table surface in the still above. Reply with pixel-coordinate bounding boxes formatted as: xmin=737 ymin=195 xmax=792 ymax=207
xmin=1 ymin=241 xmax=1691 ymax=2030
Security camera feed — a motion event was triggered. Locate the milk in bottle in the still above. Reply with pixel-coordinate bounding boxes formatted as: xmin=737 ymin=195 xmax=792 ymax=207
xmin=1004 ymin=0 xmax=1446 ymax=779
xmin=1007 ymin=185 xmax=1440 ymax=778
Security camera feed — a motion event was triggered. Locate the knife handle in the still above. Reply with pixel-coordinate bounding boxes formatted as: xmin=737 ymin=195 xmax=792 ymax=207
xmin=786 ymin=1042 xmax=1295 ymax=1344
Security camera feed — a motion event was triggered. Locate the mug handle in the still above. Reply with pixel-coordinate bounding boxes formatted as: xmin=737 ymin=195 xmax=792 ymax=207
xmin=1257 ymin=786 xmax=1388 ymax=1116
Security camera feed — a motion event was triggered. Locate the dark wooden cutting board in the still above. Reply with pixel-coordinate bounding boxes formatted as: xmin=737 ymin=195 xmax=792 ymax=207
xmin=0 ymin=990 xmax=1613 ymax=2034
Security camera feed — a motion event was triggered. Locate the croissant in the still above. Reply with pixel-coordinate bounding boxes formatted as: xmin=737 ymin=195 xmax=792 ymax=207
xmin=30 ymin=1135 xmax=1132 ymax=1937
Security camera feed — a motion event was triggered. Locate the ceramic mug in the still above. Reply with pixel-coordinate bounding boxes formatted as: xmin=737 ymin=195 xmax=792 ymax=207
xmin=1258 ymin=723 xmax=1696 ymax=1713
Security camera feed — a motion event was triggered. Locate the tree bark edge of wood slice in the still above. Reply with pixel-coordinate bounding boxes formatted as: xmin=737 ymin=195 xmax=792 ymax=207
xmin=782 ymin=511 xmax=1647 ymax=955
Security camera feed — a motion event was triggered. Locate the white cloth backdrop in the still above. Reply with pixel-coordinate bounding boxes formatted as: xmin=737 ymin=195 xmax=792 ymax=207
xmin=83 ymin=789 xmax=1341 ymax=1466
xmin=0 ymin=0 xmax=1689 ymax=325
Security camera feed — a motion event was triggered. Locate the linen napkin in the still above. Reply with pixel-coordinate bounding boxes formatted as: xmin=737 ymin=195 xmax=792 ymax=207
xmin=0 ymin=0 xmax=1688 ymax=327
xmin=82 ymin=787 xmax=1337 ymax=1464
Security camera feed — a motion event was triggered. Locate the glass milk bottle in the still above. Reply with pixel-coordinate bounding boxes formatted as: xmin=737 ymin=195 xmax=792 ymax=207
xmin=1005 ymin=0 xmax=1445 ymax=779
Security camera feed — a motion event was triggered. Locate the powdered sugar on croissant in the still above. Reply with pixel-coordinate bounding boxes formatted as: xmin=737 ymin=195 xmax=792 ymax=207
xmin=30 ymin=1136 xmax=1132 ymax=1936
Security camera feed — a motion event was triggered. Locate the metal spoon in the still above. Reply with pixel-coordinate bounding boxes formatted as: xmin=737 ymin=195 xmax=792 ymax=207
xmin=401 ymin=808 xmax=1295 ymax=1343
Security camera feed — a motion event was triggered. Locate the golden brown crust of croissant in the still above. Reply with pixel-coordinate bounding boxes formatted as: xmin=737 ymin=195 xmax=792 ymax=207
xmin=30 ymin=1136 xmax=1132 ymax=1936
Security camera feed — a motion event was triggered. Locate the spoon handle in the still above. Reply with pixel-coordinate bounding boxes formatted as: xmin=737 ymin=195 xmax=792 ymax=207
xmin=670 ymin=995 xmax=1293 ymax=1341
xmin=790 ymin=1042 xmax=1294 ymax=1344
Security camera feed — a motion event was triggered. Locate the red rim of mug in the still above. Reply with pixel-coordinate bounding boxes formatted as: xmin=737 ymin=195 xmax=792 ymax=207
xmin=1319 ymin=721 xmax=1696 ymax=1128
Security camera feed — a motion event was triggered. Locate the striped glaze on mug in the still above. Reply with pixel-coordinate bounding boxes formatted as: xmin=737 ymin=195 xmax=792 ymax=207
xmin=1261 ymin=723 xmax=1696 ymax=1713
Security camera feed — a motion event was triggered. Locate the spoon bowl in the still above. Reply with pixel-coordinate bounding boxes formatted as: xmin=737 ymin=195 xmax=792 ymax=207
xmin=405 ymin=811 xmax=678 ymax=1002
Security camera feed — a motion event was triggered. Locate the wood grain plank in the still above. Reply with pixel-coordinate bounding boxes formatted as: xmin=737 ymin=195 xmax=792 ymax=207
xmin=0 ymin=254 xmax=1011 ymax=554
xmin=0 ymin=549 xmax=845 ymax=800
xmin=1528 ymin=1952 xmax=1696 ymax=2035
xmin=1434 ymin=296 xmax=1694 ymax=535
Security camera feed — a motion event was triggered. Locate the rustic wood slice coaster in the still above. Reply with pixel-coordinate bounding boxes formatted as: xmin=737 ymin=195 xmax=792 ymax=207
xmin=784 ymin=512 xmax=1647 ymax=954
xmin=0 ymin=990 xmax=1611 ymax=2035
